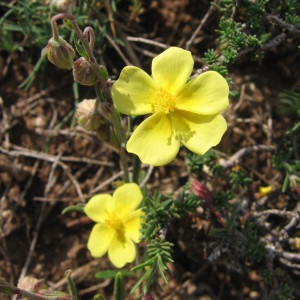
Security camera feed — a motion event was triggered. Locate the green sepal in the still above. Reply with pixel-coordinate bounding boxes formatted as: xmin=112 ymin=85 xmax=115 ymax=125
xmin=100 ymin=67 xmax=109 ymax=80
xmin=74 ymin=38 xmax=89 ymax=59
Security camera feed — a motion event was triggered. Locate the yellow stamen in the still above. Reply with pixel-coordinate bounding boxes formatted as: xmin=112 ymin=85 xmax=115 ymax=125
xmin=152 ymin=89 xmax=177 ymax=114
xmin=105 ymin=214 xmax=126 ymax=244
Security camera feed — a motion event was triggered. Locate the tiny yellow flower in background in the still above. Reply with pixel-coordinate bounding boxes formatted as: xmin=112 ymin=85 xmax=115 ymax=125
xmin=289 ymin=237 xmax=300 ymax=250
xmin=112 ymin=47 xmax=229 ymax=166
xmin=84 ymin=183 xmax=143 ymax=268
xmin=259 ymin=185 xmax=272 ymax=197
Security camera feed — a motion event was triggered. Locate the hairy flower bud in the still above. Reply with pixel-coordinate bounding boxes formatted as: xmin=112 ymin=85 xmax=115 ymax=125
xmin=42 ymin=36 xmax=75 ymax=70
xmin=73 ymin=57 xmax=99 ymax=86
xmin=76 ymin=99 xmax=102 ymax=131
xmin=50 ymin=0 xmax=73 ymax=13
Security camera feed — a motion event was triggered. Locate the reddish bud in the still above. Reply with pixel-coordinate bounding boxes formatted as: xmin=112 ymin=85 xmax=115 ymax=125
xmin=73 ymin=57 xmax=99 ymax=86
xmin=192 ymin=179 xmax=212 ymax=201
xmin=192 ymin=179 xmax=225 ymax=225
xmin=42 ymin=36 xmax=75 ymax=70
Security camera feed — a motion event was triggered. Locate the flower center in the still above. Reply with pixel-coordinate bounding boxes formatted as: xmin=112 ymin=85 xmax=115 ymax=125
xmin=152 ymin=89 xmax=177 ymax=114
xmin=105 ymin=214 xmax=126 ymax=244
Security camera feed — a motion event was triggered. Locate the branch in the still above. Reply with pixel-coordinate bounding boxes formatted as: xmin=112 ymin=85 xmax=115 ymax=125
xmin=266 ymin=15 xmax=300 ymax=36
xmin=219 ymin=145 xmax=277 ymax=169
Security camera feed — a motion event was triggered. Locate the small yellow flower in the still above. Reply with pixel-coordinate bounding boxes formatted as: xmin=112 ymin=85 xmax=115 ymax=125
xmin=289 ymin=237 xmax=300 ymax=250
xmin=84 ymin=183 xmax=143 ymax=268
xmin=112 ymin=47 xmax=229 ymax=166
xmin=259 ymin=185 xmax=272 ymax=197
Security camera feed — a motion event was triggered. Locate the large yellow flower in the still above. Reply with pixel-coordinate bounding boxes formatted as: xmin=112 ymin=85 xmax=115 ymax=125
xmin=112 ymin=47 xmax=229 ymax=166
xmin=84 ymin=183 xmax=143 ymax=268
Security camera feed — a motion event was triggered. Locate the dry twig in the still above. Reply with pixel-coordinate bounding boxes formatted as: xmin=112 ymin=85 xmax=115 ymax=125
xmin=219 ymin=145 xmax=277 ymax=169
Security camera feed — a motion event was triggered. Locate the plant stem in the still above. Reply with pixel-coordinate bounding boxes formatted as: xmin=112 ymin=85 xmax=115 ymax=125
xmin=111 ymin=108 xmax=130 ymax=182
xmin=51 ymin=13 xmax=110 ymax=101
xmin=132 ymin=154 xmax=141 ymax=183
xmin=51 ymin=12 xmax=131 ymax=182
xmin=51 ymin=18 xmax=59 ymax=40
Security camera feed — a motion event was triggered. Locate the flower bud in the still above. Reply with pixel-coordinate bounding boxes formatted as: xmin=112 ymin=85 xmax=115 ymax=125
xmin=42 ymin=36 xmax=75 ymax=70
xmin=73 ymin=57 xmax=99 ymax=86
xmin=76 ymin=99 xmax=102 ymax=131
xmin=50 ymin=0 xmax=73 ymax=13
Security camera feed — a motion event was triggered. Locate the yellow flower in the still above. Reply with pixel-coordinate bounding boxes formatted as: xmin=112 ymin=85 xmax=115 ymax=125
xmin=259 ymin=185 xmax=272 ymax=197
xmin=112 ymin=47 xmax=229 ymax=166
xmin=84 ymin=183 xmax=143 ymax=268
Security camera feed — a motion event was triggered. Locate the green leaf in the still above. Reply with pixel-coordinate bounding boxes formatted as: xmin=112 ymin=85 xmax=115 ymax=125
xmin=282 ymin=174 xmax=290 ymax=193
xmin=62 ymin=205 xmax=85 ymax=215
xmin=37 ymin=290 xmax=74 ymax=299
xmin=130 ymin=258 xmax=155 ymax=272
xmin=0 ymin=278 xmax=18 ymax=295
xmin=65 ymin=270 xmax=77 ymax=299
xmin=93 ymin=295 xmax=105 ymax=300
xmin=95 ymin=270 xmax=132 ymax=279
xmin=130 ymin=268 xmax=153 ymax=294
xmin=113 ymin=272 xmax=124 ymax=300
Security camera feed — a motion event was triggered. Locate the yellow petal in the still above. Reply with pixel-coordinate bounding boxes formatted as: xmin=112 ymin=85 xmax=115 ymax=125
xmin=108 ymin=236 xmax=136 ymax=268
xmin=87 ymin=224 xmax=114 ymax=257
xmin=113 ymin=183 xmax=143 ymax=218
xmin=84 ymin=194 xmax=112 ymax=223
xmin=152 ymin=47 xmax=193 ymax=95
xmin=172 ymin=111 xmax=227 ymax=155
xmin=111 ymin=66 xmax=157 ymax=115
xmin=126 ymin=113 xmax=180 ymax=166
xmin=124 ymin=209 xmax=143 ymax=243
xmin=177 ymin=71 xmax=229 ymax=114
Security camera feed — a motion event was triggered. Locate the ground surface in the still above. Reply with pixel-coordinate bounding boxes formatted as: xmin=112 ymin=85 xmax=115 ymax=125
xmin=1 ymin=1 xmax=300 ymax=299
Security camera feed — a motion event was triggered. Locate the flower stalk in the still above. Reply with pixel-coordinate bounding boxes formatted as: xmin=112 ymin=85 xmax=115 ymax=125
xmin=49 ymin=10 xmax=131 ymax=181
xmin=51 ymin=13 xmax=109 ymax=101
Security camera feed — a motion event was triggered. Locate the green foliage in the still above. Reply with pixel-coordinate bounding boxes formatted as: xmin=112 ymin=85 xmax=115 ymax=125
xmin=203 ymin=49 xmax=230 ymax=78
xmin=213 ymin=190 xmax=235 ymax=210
xmin=261 ymin=269 xmax=295 ymax=299
xmin=186 ymin=149 xmax=218 ymax=173
xmin=210 ymin=219 xmax=267 ymax=265
xmin=65 ymin=270 xmax=77 ymax=299
xmin=62 ymin=204 xmax=85 ymax=215
xmin=272 ymin=122 xmax=300 ymax=193
xmin=133 ymin=191 xmax=200 ymax=295
xmin=229 ymin=167 xmax=252 ymax=190
xmin=217 ymin=18 xmax=261 ymax=63
xmin=206 ymin=0 xmax=300 ymax=85
xmin=113 ymin=272 xmax=125 ymax=300
xmin=278 ymin=90 xmax=300 ymax=117
xmin=267 ymin=283 xmax=294 ymax=300
xmin=95 ymin=270 xmax=132 ymax=279
xmin=141 ymin=193 xmax=173 ymax=239
xmin=0 ymin=277 xmax=74 ymax=300
xmin=0 ymin=0 xmax=51 ymax=52
xmin=172 ymin=191 xmax=200 ymax=219
xmin=279 ymin=0 xmax=300 ymax=24
xmin=141 ymin=191 xmax=200 ymax=240
xmin=241 ymin=221 xmax=267 ymax=263
xmin=130 ymin=239 xmax=174 ymax=295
